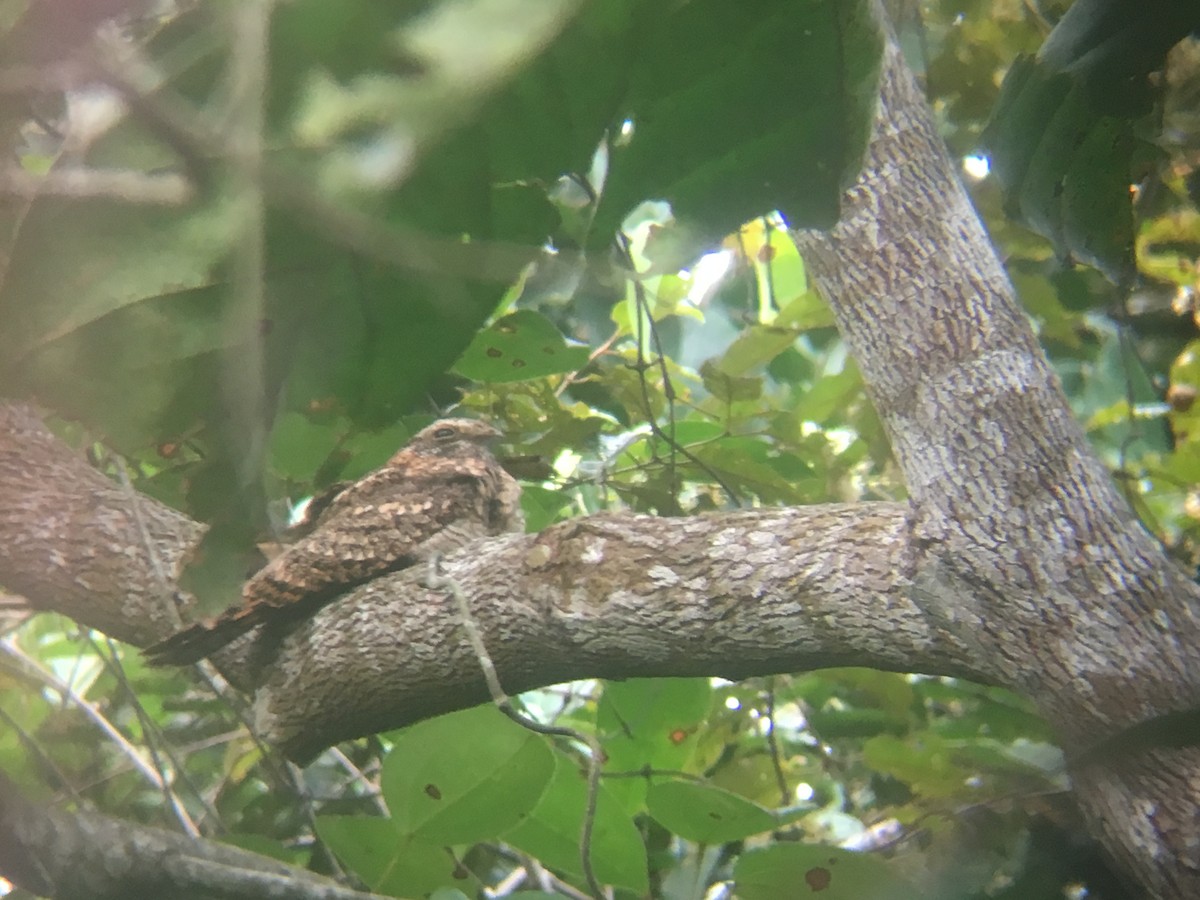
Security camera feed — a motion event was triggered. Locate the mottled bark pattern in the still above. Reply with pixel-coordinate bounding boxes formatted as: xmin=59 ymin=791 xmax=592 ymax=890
xmin=143 ymin=419 xmax=523 ymax=665
xmin=792 ymin=19 xmax=1200 ymax=897
xmin=0 ymin=404 xmax=205 ymax=645
xmin=252 ymin=504 xmax=979 ymax=763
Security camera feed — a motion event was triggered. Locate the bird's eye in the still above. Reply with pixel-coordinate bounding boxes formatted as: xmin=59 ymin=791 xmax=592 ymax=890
xmin=433 ymin=427 xmax=457 ymax=440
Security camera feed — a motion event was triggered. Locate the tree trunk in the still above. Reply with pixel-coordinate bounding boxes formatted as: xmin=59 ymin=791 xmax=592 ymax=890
xmin=792 ymin=26 xmax=1200 ymax=898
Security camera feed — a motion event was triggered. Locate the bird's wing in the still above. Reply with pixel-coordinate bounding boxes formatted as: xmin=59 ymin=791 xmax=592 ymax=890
xmin=246 ymin=472 xmax=494 ymax=608
xmin=142 ymin=472 xmax=493 ymax=666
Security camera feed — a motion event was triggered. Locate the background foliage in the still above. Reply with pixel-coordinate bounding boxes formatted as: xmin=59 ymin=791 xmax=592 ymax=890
xmin=1 ymin=0 xmax=1198 ymax=898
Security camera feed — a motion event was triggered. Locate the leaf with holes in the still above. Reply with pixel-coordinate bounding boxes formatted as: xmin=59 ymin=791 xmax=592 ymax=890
xmin=453 ymin=310 xmax=590 ymax=382
xmin=735 ymin=844 xmax=921 ymax=900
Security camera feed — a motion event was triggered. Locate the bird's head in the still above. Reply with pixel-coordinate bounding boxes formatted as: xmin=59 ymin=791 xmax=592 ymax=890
xmin=400 ymin=418 xmax=504 ymax=460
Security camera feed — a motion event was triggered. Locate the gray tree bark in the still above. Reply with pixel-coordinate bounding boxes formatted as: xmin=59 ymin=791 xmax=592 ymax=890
xmin=792 ymin=28 xmax=1200 ymax=900
xmin=0 ymin=11 xmax=1197 ymax=900
xmin=0 ymin=771 xmax=389 ymax=900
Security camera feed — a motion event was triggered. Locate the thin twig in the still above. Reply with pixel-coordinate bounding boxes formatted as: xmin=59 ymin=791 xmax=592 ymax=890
xmin=763 ymin=681 xmax=791 ymax=807
xmin=0 ymin=704 xmax=80 ymax=801
xmin=95 ymin=634 xmax=217 ymax=833
xmin=555 ymin=328 xmax=621 ymax=398
xmin=324 ymin=746 xmax=387 ymax=815
xmin=0 ymin=636 xmax=200 ymax=834
xmin=615 ymin=232 xmax=742 ymax=507
xmin=113 ymin=457 xmax=185 ymax=627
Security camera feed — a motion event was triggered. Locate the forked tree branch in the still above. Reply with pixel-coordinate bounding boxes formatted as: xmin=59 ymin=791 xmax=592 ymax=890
xmin=0 ymin=402 xmax=982 ymax=762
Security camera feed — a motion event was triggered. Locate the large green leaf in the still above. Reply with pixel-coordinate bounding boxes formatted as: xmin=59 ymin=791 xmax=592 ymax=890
xmin=454 ymin=310 xmax=591 ymax=382
xmin=381 ymin=704 xmax=555 ymax=843
xmin=596 ymin=678 xmax=712 ymax=810
xmin=593 ymin=0 xmax=881 ymax=246
xmin=982 ymin=0 xmax=1200 ymax=285
xmin=735 ymin=844 xmax=921 ymax=900
xmin=315 ymin=816 xmax=473 ymax=897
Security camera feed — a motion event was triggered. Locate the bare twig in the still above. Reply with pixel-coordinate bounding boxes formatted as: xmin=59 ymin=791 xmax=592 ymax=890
xmin=0 ymin=167 xmax=192 ymax=203
xmin=763 ymin=681 xmax=791 ymax=807
xmin=0 ymin=636 xmax=200 ymax=835
xmin=0 ymin=704 xmax=80 ymax=801
xmin=113 ymin=457 xmax=184 ymax=627
xmin=615 ymin=232 xmax=742 ymax=508
xmin=95 ymin=634 xmax=219 ymax=833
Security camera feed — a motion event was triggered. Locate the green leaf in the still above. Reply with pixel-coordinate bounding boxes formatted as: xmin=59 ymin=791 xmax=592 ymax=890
xmin=735 ymin=844 xmax=922 ymax=900
xmin=454 ymin=310 xmax=591 ymax=382
xmin=291 ymin=0 xmax=589 ymax=190
xmin=690 ymin=439 xmax=817 ymax=505
xmin=505 ymin=753 xmax=649 ymax=894
xmin=861 ymin=733 xmax=964 ymax=799
xmin=218 ymin=834 xmax=305 ymax=867
xmin=594 ymin=0 xmax=881 ymax=243
xmin=647 ymin=780 xmax=775 ymax=844
xmin=597 ymin=678 xmax=712 ymax=810
xmin=983 ymin=54 xmax=1142 ymax=284
xmin=716 ymin=326 xmax=800 ymax=377
xmin=381 ymin=704 xmax=555 ymax=843
xmin=806 ymin=707 xmax=908 ymax=740
xmin=519 ymin=484 xmax=577 ymax=533
xmin=315 ymin=816 xmax=472 ymax=897
xmin=792 ymin=368 xmax=864 ymax=425
xmin=700 ymin=359 xmax=763 ymax=402
xmin=267 ymin=412 xmax=345 ymax=481
xmin=775 ymin=289 xmax=835 ymax=332
xmin=0 ymin=195 xmax=239 ymax=366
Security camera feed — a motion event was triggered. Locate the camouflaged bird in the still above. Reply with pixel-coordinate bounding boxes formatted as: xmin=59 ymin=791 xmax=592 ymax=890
xmin=144 ymin=419 xmax=523 ymax=666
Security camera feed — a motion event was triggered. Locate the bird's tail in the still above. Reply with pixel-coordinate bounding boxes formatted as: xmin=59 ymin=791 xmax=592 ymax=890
xmin=142 ymin=607 xmax=261 ymax=666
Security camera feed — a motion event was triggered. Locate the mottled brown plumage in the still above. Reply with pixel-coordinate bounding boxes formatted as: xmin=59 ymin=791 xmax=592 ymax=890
xmin=144 ymin=419 xmax=523 ymax=666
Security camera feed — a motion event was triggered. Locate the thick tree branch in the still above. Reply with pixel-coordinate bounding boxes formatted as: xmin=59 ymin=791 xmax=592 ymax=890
xmin=2 ymin=5 xmax=1198 ymax=897
xmin=252 ymin=505 xmax=983 ymax=763
xmin=0 ymin=401 xmax=982 ymax=762
xmin=0 ymin=404 xmax=205 ymax=645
